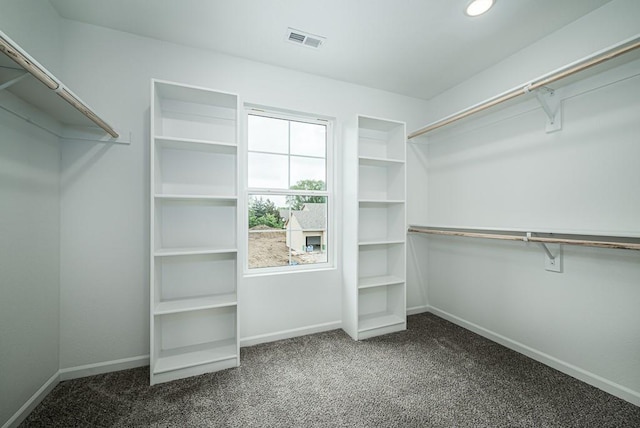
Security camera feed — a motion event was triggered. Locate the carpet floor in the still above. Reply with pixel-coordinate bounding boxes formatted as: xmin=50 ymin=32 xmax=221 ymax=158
xmin=20 ymin=313 xmax=640 ymax=427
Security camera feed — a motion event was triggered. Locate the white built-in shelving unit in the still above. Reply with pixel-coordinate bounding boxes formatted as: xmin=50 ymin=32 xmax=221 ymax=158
xmin=150 ymin=79 xmax=240 ymax=384
xmin=342 ymin=115 xmax=407 ymax=340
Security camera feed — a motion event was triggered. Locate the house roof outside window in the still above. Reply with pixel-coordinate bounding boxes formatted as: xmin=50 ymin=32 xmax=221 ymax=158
xmin=286 ymin=203 xmax=326 ymax=230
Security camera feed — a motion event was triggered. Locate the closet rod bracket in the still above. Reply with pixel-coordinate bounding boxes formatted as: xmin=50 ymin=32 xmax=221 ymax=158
xmin=528 ymin=233 xmax=562 ymax=272
xmin=534 ymin=87 xmax=562 ymax=133
xmin=539 ymin=242 xmax=555 ymax=260
xmin=0 ymin=70 xmax=28 ymax=91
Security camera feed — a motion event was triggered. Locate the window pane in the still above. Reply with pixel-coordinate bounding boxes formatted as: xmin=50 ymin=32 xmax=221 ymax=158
xmin=248 ymin=115 xmax=288 ymax=154
xmin=248 ymin=194 xmax=328 ymax=269
xmin=248 ymin=152 xmax=288 ymax=189
xmin=290 ymin=156 xmax=326 ymax=189
xmin=285 ymin=196 xmax=328 ymax=265
xmin=290 ymin=121 xmax=326 ymax=157
xmin=248 ymin=194 xmax=289 ymax=269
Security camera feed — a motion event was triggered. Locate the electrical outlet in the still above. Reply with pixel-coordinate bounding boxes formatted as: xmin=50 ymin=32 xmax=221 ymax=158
xmin=544 ymin=244 xmax=562 ymax=272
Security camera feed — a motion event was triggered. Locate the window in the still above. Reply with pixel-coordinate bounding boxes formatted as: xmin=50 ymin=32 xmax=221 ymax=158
xmin=246 ymin=109 xmax=332 ymax=271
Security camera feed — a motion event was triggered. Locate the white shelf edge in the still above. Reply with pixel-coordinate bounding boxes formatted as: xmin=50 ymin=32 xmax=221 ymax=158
xmin=358 ymin=199 xmax=405 ymax=204
xmin=154 ymin=294 xmax=237 ymax=315
xmin=154 ymin=248 xmax=238 ymax=257
xmin=154 ymin=135 xmax=237 ymax=149
xmin=358 ymin=239 xmax=405 ymax=246
xmin=154 ymin=194 xmax=238 ymax=201
xmin=358 ymin=275 xmax=405 ymax=289
xmin=358 ymin=155 xmax=405 ymax=165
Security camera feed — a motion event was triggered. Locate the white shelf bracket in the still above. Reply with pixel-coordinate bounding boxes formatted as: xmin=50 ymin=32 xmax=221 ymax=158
xmin=0 ymin=70 xmax=28 ymax=90
xmin=534 ymin=86 xmax=562 ymax=133
xmin=527 ymin=232 xmax=562 ymax=272
xmin=539 ymin=242 xmax=555 ymax=260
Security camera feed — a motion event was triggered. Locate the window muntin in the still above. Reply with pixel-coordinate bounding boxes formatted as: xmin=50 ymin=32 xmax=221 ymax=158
xmin=246 ymin=110 xmax=330 ymax=271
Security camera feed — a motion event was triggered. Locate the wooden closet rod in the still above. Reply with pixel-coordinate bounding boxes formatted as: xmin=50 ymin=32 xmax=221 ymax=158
xmin=0 ymin=30 xmax=119 ymax=138
xmin=408 ymin=35 xmax=640 ymax=139
xmin=407 ymin=227 xmax=640 ymax=251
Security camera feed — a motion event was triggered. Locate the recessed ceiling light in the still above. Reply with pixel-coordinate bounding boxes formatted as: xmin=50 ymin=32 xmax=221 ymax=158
xmin=465 ymin=0 xmax=495 ymax=17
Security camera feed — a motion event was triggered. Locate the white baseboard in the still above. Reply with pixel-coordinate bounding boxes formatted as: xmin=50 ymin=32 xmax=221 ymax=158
xmin=427 ymin=305 xmax=640 ymax=407
xmin=407 ymin=305 xmax=430 ymax=316
xmin=2 ymin=371 xmax=60 ymax=428
xmin=3 ymin=355 xmax=150 ymax=427
xmin=59 ymin=355 xmax=149 ymax=381
xmin=241 ymin=321 xmax=342 ymax=347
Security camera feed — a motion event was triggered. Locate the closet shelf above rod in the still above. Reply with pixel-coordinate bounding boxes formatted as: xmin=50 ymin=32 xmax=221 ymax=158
xmin=0 ymin=30 xmax=119 ymax=138
xmin=408 ymin=34 xmax=640 ymax=139
xmin=408 ymin=226 xmax=640 ymax=251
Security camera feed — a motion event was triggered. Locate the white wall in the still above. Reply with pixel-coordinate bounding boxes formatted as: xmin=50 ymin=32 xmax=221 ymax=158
xmin=56 ymin=20 xmax=431 ymax=369
xmin=0 ymin=0 xmax=62 ymax=76
xmin=412 ymin=0 xmax=640 ymax=404
xmin=0 ymin=1 xmax=62 ymax=425
xmin=0 ymin=102 xmax=62 ymax=427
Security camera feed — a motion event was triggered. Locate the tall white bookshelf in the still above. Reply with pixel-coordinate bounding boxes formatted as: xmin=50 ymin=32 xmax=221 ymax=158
xmin=150 ymin=79 xmax=240 ymax=385
xmin=343 ymin=115 xmax=407 ymax=340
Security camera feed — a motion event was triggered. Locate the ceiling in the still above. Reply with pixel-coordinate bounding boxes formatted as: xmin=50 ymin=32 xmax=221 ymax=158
xmin=49 ymin=0 xmax=613 ymax=100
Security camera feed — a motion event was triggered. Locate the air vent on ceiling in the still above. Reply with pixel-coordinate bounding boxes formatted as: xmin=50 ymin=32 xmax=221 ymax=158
xmin=286 ymin=28 xmax=326 ymax=49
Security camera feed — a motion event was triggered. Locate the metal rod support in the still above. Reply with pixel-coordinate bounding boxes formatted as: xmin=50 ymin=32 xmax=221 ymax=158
xmin=534 ymin=89 xmax=558 ymax=123
xmin=0 ymin=71 xmax=28 ymax=91
xmin=538 ymin=242 xmax=555 ymax=260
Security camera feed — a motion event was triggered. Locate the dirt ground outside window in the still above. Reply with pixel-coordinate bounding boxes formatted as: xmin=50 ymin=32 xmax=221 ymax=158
xmin=248 ymin=226 xmax=327 ymax=269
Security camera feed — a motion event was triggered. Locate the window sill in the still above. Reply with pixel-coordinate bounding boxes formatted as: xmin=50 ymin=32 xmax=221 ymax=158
xmin=243 ymin=264 xmax=336 ymax=278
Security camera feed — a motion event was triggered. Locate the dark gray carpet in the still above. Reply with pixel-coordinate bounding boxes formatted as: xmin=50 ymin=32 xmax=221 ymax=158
xmin=21 ymin=313 xmax=640 ymax=427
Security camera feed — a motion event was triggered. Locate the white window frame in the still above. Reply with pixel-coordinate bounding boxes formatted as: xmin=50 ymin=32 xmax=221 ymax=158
xmin=242 ymin=105 xmax=335 ymax=275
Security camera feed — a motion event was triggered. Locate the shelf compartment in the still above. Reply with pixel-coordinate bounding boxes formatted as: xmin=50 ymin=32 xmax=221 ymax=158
xmin=153 ymin=306 xmax=237 ymax=374
xmin=358 ymin=275 xmax=404 ymax=289
xmin=358 ymin=283 xmax=405 ymax=332
xmin=154 ymin=199 xmax=236 ymax=252
xmin=154 ymin=339 xmax=237 ymax=374
xmin=358 ymin=242 xmax=405 ymax=280
xmin=359 ymin=161 xmax=405 ymax=201
xmin=358 ymin=313 xmax=405 ymax=333
xmin=154 ymin=138 xmax=237 ymax=197
xmin=154 ymin=252 xmax=237 ymax=311
xmin=359 ymin=202 xmax=405 ymax=243
xmin=358 ymin=117 xmax=405 ymax=161
xmin=153 ymin=81 xmax=237 ymax=143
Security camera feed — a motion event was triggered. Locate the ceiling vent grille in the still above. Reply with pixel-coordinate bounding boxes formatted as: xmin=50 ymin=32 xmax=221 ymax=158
xmin=286 ymin=28 xmax=325 ymax=49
